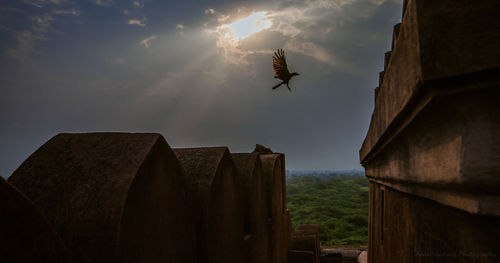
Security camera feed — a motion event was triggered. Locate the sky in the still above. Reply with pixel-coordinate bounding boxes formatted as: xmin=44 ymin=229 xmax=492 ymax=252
xmin=0 ymin=0 xmax=403 ymax=178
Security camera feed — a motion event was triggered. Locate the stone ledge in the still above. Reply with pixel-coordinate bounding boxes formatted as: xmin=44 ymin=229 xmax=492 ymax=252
xmin=362 ymin=86 xmax=500 ymax=215
xmin=367 ymin=177 xmax=500 ymax=217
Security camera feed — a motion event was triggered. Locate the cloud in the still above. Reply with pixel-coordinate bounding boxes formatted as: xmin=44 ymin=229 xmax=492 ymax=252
xmin=133 ymin=1 xmax=144 ymax=8
xmin=371 ymin=0 xmax=402 ymax=5
xmin=53 ymin=9 xmax=79 ymax=16
xmin=6 ymin=13 xmax=53 ymax=61
xmin=128 ymin=19 xmax=146 ymax=27
xmin=21 ymin=0 xmax=68 ymax=7
xmin=217 ymin=14 xmax=230 ymax=23
xmin=94 ymin=0 xmax=113 ymax=7
xmin=0 ymin=0 xmax=404 ymax=176
xmin=204 ymin=3 xmax=341 ymax=66
xmin=203 ymin=0 xmax=400 ymax=68
xmin=140 ymin=35 xmax=156 ymax=48
xmin=284 ymin=39 xmax=335 ymax=65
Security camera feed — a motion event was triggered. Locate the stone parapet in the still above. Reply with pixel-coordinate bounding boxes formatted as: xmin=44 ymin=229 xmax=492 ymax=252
xmin=174 ymin=147 xmax=245 ymax=263
xmin=8 ymin=133 xmax=196 ymax=263
xmin=259 ymin=152 xmax=290 ymax=263
xmin=360 ymin=0 xmax=500 ymax=216
xmin=232 ymin=153 xmax=270 ymax=263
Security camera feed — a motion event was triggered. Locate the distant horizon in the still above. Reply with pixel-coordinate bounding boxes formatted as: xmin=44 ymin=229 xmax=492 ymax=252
xmin=2 ymin=164 xmax=365 ymax=179
xmin=286 ymin=169 xmax=365 ymax=176
xmin=286 ymin=169 xmax=364 ymax=172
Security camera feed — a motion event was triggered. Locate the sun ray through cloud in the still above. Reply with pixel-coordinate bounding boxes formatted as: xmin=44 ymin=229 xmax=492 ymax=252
xmin=0 ymin=0 xmax=405 ymax=178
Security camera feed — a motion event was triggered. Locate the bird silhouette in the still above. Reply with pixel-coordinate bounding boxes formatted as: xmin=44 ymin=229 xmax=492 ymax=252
xmin=272 ymin=49 xmax=299 ymax=91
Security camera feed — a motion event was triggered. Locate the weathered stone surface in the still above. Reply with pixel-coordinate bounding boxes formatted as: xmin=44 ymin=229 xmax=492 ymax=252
xmin=320 ymin=248 xmax=360 ymax=263
xmin=361 ymin=0 xmax=500 ymax=163
xmin=0 ymin=177 xmax=71 ymax=263
xmin=360 ymin=0 xmax=500 ymax=216
xmin=321 ymin=248 xmax=366 ymax=263
xmin=285 ymin=209 xmax=292 ymax=246
xmin=289 ymin=235 xmax=319 ymax=263
xmin=8 ymin=133 xmax=195 ymax=263
xmin=357 ymin=251 xmax=367 ymax=263
xmin=260 ymin=152 xmax=289 ymax=263
xmin=288 ymin=250 xmax=315 ymax=263
xmin=296 ymin=224 xmax=319 ymax=235
xmin=174 ymin=147 xmax=244 ymax=263
xmin=391 ymin=23 xmax=401 ymax=51
xmin=232 ymin=153 xmax=270 ymax=263
xmin=290 ymin=239 xmax=315 ymax=255
xmin=294 ymin=224 xmax=320 ymax=263
xmin=415 ymin=0 xmax=500 ymax=80
xmin=368 ymin=183 xmax=500 ymax=263
xmin=365 ymin=88 xmax=500 ymax=215
xmin=362 ymin=1 xmax=500 ymax=262
xmin=253 ymin=144 xmax=274 ymax=154
xmin=360 ymin=0 xmax=422 ymax=161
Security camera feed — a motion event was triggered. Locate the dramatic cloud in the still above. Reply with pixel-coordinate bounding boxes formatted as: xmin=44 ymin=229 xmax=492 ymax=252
xmin=0 ymin=0 xmax=403 ymax=178
xmin=204 ymin=0 xmax=372 ymax=66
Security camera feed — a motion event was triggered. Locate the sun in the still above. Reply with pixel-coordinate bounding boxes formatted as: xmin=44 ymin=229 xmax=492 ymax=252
xmin=223 ymin=11 xmax=272 ymax=41
xmin=210 ymin=11 xmax=273 ymax=64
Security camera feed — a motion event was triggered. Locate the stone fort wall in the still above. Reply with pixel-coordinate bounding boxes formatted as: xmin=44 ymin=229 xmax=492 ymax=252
xmin=360 ymin=0 xmax=500 ymax=262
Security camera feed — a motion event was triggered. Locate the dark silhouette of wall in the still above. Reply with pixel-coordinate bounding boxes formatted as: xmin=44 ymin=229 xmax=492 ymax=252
xmin=0 ymin=177 xmax=71 ymax=263
xmin=8 ymin=133 xmax=196 ymax=263
xmin=174 ymin=147 xmax=245 ymax=263
xmin=232 ymin=153 xmax=271 ymax=263
xmin=3 ymin=135 xmax=293 ymax=263
xmin=260 ymin=152 xmax=290 ymax=263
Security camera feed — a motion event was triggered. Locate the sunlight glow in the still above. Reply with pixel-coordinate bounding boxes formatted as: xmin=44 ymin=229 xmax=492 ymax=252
xmin=224 ymin=11 xmax=271 ymax=41
xmin=209 ymin=11 xmax=274 ymax=65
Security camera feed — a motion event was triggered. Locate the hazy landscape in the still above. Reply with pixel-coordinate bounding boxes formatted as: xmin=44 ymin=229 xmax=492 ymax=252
xmin=286 ymin=171 xmax=368 ymax=246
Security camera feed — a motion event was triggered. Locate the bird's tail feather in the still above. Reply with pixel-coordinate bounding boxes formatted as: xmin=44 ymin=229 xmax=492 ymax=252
xmin=272 ymin=82 xmax=284 ymax=90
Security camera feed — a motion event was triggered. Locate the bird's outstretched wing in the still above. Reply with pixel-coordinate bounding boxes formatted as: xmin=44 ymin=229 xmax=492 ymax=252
xmin=273 ymin=49 xmax=290 ymax=81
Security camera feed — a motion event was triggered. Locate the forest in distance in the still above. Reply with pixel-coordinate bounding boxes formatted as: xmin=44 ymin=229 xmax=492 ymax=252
xmin=286 ymin=171 xmax=368 ymax=246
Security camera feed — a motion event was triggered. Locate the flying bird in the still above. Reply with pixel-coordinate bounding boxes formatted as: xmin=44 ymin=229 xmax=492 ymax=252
xmin=272 ymin=49 xmax=299 ymax=91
